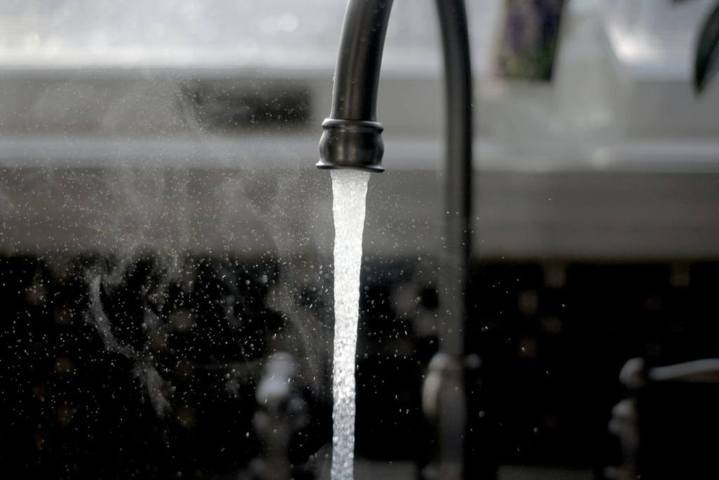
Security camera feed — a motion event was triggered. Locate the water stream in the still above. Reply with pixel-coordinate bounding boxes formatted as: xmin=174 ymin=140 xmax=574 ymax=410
xmin=330 ymin=169 xmax=371 ymax=480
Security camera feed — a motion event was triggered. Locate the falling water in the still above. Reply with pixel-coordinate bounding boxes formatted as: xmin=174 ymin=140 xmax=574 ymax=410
xmin=330 ymin=169 xmax=370 ymax=480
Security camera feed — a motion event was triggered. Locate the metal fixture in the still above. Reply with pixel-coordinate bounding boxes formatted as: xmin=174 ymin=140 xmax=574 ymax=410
xmin=317 ymin=0 xmax=473 ymax=477
xmin=253 ymin=352 xmax=310 ymax=480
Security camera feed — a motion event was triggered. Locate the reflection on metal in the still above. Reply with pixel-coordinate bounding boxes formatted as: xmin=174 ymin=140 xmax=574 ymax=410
xmin=253 ymin=352 xmax=310 ymax=480
xmin=610 ymin=356 xmax=719 ymax=479
xmin=421 ymin=353 xmax=467 ymax=480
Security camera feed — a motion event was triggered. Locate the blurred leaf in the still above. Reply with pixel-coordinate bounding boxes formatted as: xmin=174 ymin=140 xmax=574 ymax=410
xmin=695 ymin=2 xmax=719 ymax=94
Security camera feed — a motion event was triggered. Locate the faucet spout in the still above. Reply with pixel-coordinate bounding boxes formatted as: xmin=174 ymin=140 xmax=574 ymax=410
xmin=317 ymin=0 xmax=473 ymax=182
xmin=316 ymin=0 xmax=394 ymax=172
xmin=318 ymin=0 xmax=474 ymax=477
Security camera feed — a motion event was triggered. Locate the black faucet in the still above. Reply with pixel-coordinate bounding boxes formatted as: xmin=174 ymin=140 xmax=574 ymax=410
xmin=317 ymin=1 xmax=474 ymax=478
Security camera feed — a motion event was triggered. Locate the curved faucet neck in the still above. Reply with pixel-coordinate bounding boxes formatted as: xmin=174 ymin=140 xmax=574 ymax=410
xmin=319 ymin=0 xmax=474 ymax=356
xmin=330 ymin=0 xmax=394 ymax=121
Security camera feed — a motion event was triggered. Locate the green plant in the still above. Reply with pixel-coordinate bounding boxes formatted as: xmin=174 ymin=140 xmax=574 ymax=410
xmin=694 ymin=2 xmax=719 ymax=93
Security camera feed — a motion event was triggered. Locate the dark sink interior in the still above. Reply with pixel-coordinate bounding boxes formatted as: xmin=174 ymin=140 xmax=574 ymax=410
xmin=2 ymin=253 xmax=717 ymax=478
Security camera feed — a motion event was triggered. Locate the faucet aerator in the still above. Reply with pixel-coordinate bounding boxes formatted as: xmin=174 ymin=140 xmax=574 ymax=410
xmin=317 ymin=118 xmax=385 ymax=172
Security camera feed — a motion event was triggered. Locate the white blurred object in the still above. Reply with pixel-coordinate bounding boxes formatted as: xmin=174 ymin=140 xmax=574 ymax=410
xmin=601 ymin=0 xmax=717 ymax=78
xmin=595 ymin=0 xmax=719 ymax=137
xmin=0 ymin=0 xmax=500 ymax=70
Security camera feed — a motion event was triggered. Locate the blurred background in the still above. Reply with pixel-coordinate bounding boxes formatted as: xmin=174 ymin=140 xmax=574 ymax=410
xmin=1 ymin=0 xmax=719 ymax=478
